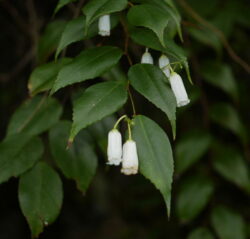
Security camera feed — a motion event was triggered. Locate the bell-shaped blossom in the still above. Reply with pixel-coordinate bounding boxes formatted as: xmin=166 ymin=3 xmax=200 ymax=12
xmin=141 ymin=51 xmax=154 ymax=64
xmin=159 ymin=54 xmax=170 ymax=78
xmin=98 ymin=15 xmax=111 ymax=36
xmin=169 ymin=72 xmax=190 ymax=107
xmin=107 ymin=129 xmax=122 ymax=165
xmin=121 ymin=140 xmax=139 ymax=175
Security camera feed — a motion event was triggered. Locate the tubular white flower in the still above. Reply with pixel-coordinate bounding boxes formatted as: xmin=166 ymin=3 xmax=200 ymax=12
xmin=169 ymin=72 xmax=190 ymax=107
xmin=141 ymin=51 xmax=154 ymax=64
xmin=98 ymin=15 xmax=111 ymax=36
xmin=159 ymin=54 xmax=170 ymax=78
xmin=107 ymin=129 xmax=122 ymax=165
xmin=121 ymin=140 xmax=139 ymax=175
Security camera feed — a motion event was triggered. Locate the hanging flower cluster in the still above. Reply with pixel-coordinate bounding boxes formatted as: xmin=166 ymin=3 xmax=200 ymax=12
xmin=98 ymin=16 xmax=189 ymax=175
xmin=98 ymin=15 xmax=190 ymax=107
xmin=141 ymin=49 xmax=190 ymax=107
xmin=107 ymin=116 xmax=139 ymax=175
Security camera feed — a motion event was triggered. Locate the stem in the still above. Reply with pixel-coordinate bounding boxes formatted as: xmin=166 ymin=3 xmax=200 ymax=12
xmin=169 ymin=65 xmax=174 ymax=73
xmin=120 ymin=15 xmax=133 ymax=66
xmin=169 ymin=61 xmax=183 ymax=66
xmin=128 ymin=86 xmax=136 ymax=116
xmin=127 ymin=119 xmax=132 ymax=140
xmin=113 ymin=115 xmax=127 ymax=129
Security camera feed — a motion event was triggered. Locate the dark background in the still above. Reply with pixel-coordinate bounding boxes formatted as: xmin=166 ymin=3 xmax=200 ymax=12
xmin=0 ymin=0 xmax=250 ymax=238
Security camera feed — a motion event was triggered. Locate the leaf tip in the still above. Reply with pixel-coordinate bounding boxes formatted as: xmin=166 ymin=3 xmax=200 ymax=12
xmin=67 ymin=139 xmax=73 ymax=149
xmin=170 ymin=120 xmax=176 ymax=140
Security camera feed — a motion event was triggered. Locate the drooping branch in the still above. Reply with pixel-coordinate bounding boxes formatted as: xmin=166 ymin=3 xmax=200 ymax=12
xmin=178 ymin=0 xmax=250 ymax=74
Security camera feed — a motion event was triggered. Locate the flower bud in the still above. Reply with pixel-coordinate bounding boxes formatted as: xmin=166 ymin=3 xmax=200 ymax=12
xmin=159 ymin=54 xmax=170 ymax=78
xmin=121 ymin=140 xmax=139 ymax=175
xmin=141 ymin=51 xmax=153 ymax=64
xmin=98 ymin=15 xmax=111 ymax=36
xmin=107 ymin=129 xmax=122 ymax=165
xmin=169 ymin=72 xmax=190 ymax=107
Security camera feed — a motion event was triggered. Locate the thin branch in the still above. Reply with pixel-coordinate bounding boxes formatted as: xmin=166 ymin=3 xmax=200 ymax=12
xmin=178 ymin=0 xmax=250 ymax=74
xmin=1 ymin=48 xmax=34 ymax=83
xmin=126 ymin=82 xmax=137 ymax=116
xmin=73 ymin=0 xmax=85 ymax=19
xmin=26 ymin=0 xmax=40 ymax=66
xmin=0 ymin=1 xmax=29 ymax=36
xmin=120 ymin=16 xmax=133 ymax=66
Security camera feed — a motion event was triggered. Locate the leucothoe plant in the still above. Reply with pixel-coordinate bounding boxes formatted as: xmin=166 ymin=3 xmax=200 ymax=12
xmin=0 ymin=0 xmax=193 ymax=237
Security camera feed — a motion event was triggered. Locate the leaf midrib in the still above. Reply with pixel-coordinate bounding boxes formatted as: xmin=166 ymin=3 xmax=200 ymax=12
xmin=54 ymin=47 xmax=120 ymax=91
xmin=140 ymin=66 xmax=173 ymax=120
xmin=76 ymin=82 xmax=123 ymax=120
xmin=138 ymin=117 xmax=169 ymax=191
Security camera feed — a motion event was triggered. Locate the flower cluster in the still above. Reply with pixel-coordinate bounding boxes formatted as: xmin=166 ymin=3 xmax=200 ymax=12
xmin=97 ymin=15 xmax=190 ymax=108
xmin=107 ymin=116 xmax=139 ymax=175
xmin=141 ymin=49 xmax=190 ymax=107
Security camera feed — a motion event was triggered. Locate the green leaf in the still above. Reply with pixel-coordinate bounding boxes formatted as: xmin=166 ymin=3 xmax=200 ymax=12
xmin=49 ymin=121 xmax=97 ymax=192
xmin=51 ymin=46 xmax=123 ymax=94
xmin=70 ymin=80 xmax=127 ymax=142
xmin=130 ymin=27 xmax=164 ymax=52
xmin=188 ymin=227 xmax=215 ymax=239
xmin=177 ymin=175 xmax=214 ymax=222
xmin=37 ymin=20 xmax=66 ymax=62
xmin=19 ymin=162 xmax=63 ymax=238
xmin=176 ymin=130 xmax=212 ymax=174
xmin=55 ymin=15 xmax=120 ymax=59
xmin=0 ymin=134 xmax=43 ymax=184
xmin=202 ymin=62 xmax=238 ymax=101
xmin=28 ymin=58 xmax=72 ymax=96
xmin=211 ymin=206 xmax=247 ymax=239
xmin=210 ymin=103 xmax=247 ymax=144
xmin=7 ymin=96 xmax=62 ymax=137
xmin=128 ymin=64 xmax=176 ymax=137
xmin=188 ymin=27 xmax=222 ymax=53
xmin=54 ymin=0 xmax=77 ymax=14
xmin=55 ymin=16 xmax=85 ymax=59
xmin=130 ymin=28 xmax=192 ymax=83
xmin=212 ymin=145 xmax=250 ymax=193
xmin=102 ymin=64 xmax=127 ymax=82
xmin=131 ymin=0 xmax=182 ymax=40
xmin=82 ymin=0 xmax=127 ymax=33
xmin=127 ymin=4 xmax=170 ymax=46
xmin=132 ymin=115 xmax=174 ymax=216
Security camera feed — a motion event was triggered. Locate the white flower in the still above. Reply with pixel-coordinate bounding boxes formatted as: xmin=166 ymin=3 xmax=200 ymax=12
xmin=169 ymin=72 xmax=190 ymax=107
xmin=121 ymin=140 xmax=139 ymax=175
xmin=107 ymin=129 xmax=122 ymax=165
xmin=159 ymin=54 xmax=170 ymax=78
xmin=98 ymin=15 xmax=111 ymax=36
xmin=141 ymin=50 xmax=153 ymax=64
